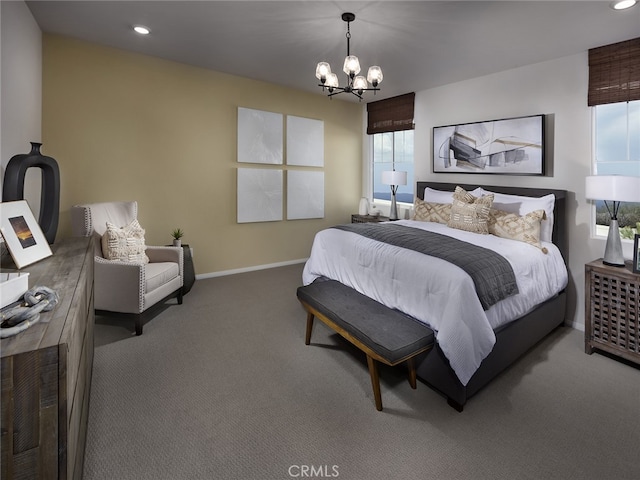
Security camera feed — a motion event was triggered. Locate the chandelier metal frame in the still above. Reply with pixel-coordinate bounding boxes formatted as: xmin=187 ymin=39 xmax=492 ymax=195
xmin=315 ymin=12 xmax=383 ymax=100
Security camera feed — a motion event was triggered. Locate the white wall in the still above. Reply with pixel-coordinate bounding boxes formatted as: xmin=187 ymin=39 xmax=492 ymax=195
xmin=412 ymin=53 xmax=625 ymax=329
xmin=0 ymin=0 xmax=42 ymax=212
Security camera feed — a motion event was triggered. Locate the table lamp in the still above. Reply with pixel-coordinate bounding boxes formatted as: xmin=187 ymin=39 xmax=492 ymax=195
xmin=381 ymin=170 xmax=407 ymax=220
xmin=585 ymin=175 xmax=640 ymax=266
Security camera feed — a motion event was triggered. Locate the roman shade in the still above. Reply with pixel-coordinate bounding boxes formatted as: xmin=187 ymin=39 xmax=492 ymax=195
xmin=588 ymin=37 xmax=640 ymax=106
xmin=366 ymin=92 xmax=415 ymax=134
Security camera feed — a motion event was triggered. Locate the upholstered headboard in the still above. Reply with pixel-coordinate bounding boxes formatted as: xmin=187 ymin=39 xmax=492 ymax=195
xmin=416 ymin=182 xmax=568 ymax=262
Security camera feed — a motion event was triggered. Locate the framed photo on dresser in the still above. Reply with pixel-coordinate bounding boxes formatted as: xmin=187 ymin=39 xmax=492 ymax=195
xmin=0 ymin=200 xmax=52 ymax=268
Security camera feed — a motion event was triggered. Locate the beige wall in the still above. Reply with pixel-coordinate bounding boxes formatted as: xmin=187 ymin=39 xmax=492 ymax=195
xmin=43 ymin=34 xmax=363 ymax=275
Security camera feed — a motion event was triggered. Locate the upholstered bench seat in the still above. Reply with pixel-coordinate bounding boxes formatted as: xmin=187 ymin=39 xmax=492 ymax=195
xmin=297 ymin=279 xmax=435 ymax=411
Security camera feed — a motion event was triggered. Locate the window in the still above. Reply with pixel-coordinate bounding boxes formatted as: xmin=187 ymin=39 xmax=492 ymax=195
xmin=589 ymin=37 xmax=640 ymax=240
xmin=372 ymin=130 xmax=414 ymax=203
xmin=593 ymin=100 xmax=640 ymax=239
xmin=367 ymin=93 xmax=415 ymax=204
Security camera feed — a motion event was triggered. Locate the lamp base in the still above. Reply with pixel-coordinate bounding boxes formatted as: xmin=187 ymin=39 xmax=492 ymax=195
xmin=603 ymin=219 xmax=625 ymax=267
xmin=389 ymin=194 xmax=399 ymax=221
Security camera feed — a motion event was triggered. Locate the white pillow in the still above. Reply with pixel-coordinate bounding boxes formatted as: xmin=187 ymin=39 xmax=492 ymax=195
xmin=101 ymin=219 xmax=149 ymax=264
xmin=479 ymin=188 xmax=555 ymax=243
xmin=423 ymin=186 xmax=482 ymax=204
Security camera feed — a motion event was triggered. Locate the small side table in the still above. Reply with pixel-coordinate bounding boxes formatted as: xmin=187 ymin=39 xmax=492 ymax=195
xmin=585 ymin=258 xmax=640 ymax=365
xmin=169 ymin=244 xmax=195 ymax=294
xmin=351 ymin=214 xmax=390 ymax=224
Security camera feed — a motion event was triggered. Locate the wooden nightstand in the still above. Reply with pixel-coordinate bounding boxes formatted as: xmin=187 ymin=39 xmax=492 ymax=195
xmin=351 ymin=214 xmax=390 ymax=223
xmin=585 ymin=259 xmax=640 ymax=365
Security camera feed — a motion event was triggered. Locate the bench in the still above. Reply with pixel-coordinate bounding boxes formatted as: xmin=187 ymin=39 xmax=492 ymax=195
xmin=296 ymin=280 xmax=435 ymax=411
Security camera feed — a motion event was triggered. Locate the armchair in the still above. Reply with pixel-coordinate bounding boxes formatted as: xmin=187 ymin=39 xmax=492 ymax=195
xmin=70 ymin=201 xmax=183 ymax=335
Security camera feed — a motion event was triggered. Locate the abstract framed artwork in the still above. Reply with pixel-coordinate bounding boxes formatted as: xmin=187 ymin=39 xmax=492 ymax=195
xmin=237 ymin=107 xmax=283 ymax=165
xmin=0 ymin=200 xmax=53 ymax=268
xmin=433 ymin=114 xmax=544 ymax=175
xmin=286 ymin=115 xmax=324 ymax=167
xmin=287 ymin=170 xmax=324 ymax=220
xmin=236 ymin=168 xmax=283 ymax=223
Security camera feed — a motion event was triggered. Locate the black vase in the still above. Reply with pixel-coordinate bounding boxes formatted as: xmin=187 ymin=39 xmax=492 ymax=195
xmin=2 ymin=142 xmax=60 ymax=245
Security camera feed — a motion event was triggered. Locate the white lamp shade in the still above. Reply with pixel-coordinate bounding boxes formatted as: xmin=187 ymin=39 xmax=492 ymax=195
xmin=585 ymin=175 xmax=640 ymax=202
xmin=381 ymin=170 xmax=408 ymax=186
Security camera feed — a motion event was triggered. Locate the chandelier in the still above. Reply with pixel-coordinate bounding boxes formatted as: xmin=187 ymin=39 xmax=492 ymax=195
xmin=315 ymin=12 xmax=383 ymax=100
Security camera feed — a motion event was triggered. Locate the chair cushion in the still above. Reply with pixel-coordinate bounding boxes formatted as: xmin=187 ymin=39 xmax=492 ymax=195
xmin=145 ymin=262 xmax=180 ymax=293
xmin=101 ymin=219 xmax=149 ymax=263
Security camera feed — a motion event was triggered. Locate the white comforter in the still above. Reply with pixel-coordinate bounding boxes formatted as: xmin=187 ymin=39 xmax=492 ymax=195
xmin=302 ymin=220 xmax=568 ymax=386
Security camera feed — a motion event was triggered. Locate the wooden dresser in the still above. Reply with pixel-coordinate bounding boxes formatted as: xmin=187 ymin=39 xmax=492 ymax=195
xmin=1 ymin=237 xmax=95 ymax=480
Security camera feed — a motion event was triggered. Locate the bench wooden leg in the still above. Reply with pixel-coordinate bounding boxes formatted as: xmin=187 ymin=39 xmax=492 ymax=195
xmin=305 ymin=313 xmax=314 ymax=345
xmin=407 ymin=357 xmax=417 ymax=389
xmin=366 ymin=355 xmax=383 ymax=411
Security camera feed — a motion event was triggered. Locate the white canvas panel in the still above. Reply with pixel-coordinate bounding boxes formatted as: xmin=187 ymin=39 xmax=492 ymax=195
xmin=237 ymin=168 xmax=283 ymax=223
xmin=286 ymin=115 xmax=324 ymax=167
xmin=238 ymin=107 xmax=283 ymax=164
xmin=287 ymin=170 xmax=324 ymax=220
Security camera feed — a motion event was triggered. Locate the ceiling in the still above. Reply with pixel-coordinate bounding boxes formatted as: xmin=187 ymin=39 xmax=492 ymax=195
xmin=26 ymin=1 xmax=640 ymax=102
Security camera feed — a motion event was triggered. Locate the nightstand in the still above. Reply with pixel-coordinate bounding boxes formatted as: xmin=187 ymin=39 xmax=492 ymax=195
xmin=585 ymin=259 xmax=640 ymax=365
xmin=351 ymin=214 xmax=390 ymax=223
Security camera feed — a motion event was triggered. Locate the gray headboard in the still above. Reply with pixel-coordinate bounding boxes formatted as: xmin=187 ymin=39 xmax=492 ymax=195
xmin=416 ymin=181 xmax=568 ymax=262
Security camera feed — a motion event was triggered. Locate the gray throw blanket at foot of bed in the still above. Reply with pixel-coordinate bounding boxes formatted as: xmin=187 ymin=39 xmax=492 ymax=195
xmin=333 ymin=223 xmax=518 ymax=309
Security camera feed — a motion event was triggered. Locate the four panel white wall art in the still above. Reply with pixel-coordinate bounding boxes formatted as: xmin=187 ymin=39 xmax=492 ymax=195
xmin=287 ymin=115 xmax=324 ymax=167
xmin=237 ymin=107 xmax=324 ymax=223
xmin=237 ymin=107 xmax=283 ymax=165
xmin=287 ymin=170 xmax=324 ymax=220
xmin=237 ymin=168 xmax=283 ymax=223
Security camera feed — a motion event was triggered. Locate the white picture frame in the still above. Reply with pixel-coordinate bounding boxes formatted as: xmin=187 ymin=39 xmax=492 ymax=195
xmin=286 ymin=115 xmax=324 ymax=167
xmin=1 ymin=200 xmax=53 ymax=268
xmin=287 ymin=170 xmax=324 ymax=220
xmin=237 ymin=107 xmax=283 ymax=165
xmin=237 ymin=168 xmax=283 ymax=223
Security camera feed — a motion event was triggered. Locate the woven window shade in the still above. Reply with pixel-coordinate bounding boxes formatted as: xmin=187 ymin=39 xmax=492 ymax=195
xmin=366 ymin=92 xmax=415 ymax=134
xmin=588 ymin=37 xmax=640 ymax=106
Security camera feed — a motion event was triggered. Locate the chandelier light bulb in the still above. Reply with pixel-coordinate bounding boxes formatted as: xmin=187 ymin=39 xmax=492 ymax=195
xmin=353 ymin=76 xmax=368 ymax=92
xmin=315 ymin=62 xmax=331 ymax=82
xmin=326 ymin=73 xmax=339 ymax=91
xmin=367 ymin=66 xmax=383 ymax=87
xmin=343 ymin=55 xmax=361 ymax=76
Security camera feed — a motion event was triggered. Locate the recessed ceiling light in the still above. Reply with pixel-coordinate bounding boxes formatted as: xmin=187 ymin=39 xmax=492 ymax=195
xmin=610 ymin=0 xmax=637 ymax=10
xmin=133 ymin=25 xmax=150 ymax=35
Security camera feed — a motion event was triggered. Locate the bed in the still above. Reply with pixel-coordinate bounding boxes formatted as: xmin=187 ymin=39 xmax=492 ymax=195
xmin=302 ymin=181 xmax=568 ymax=411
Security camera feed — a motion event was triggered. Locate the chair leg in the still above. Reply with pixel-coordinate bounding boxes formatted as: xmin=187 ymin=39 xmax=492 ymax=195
xmin=135 ymin=314 xmax=143 ymax=336
xmin=366 ymin=355 xmax=383 ymax=411
xmin=305 ymin=313 xmax=314 ymax=345
xmin=177 ymin=289 xmax=183 ymax=305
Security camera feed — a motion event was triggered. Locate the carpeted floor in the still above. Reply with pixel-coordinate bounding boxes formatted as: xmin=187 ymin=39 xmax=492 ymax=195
xmin=83 ymin=263 xmax=640 ymax=480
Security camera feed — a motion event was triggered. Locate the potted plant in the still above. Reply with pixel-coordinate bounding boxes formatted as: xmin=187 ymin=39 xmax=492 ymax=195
xmin=171 ymin=228 xmax=184 ymax=247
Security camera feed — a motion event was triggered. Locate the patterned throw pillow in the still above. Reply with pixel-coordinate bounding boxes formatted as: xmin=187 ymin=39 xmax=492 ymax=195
xmin=101 ymin=219 xmax=149 ymax=263
xmin=489 ymin=209 xmax=548 ymax=253
xmin=448 ymin=187 xmax=494 ymax=234
xmin=412 ymin=198 xmax=451 ymax=224
xmin=452 ymin=185 xmax=479 ymax=204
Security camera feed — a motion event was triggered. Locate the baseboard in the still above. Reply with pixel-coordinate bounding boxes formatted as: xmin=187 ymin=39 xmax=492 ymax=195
xmin=196 ymin=258 xmax=308 ymax=279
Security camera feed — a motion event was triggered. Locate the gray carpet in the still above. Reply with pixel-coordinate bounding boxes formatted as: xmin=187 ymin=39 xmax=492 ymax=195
xmin=83 ymin=264 xmax=640 ymax=480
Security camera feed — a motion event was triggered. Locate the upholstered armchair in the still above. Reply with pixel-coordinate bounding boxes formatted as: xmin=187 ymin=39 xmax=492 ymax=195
xmin=70 ymin=201 xmax=183 ymax=335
